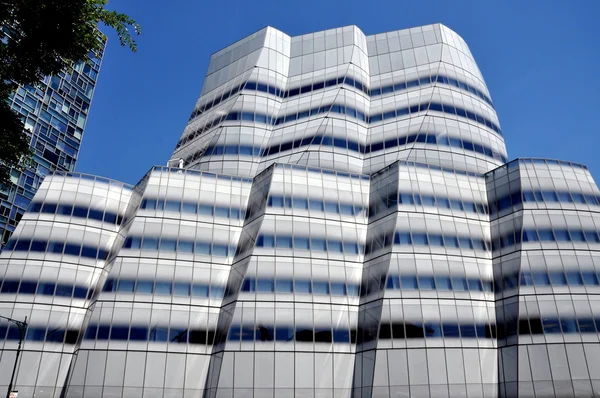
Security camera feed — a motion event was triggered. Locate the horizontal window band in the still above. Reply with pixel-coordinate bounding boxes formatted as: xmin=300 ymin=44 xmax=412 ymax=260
xmin=505 ymin=317 xmax=600 ymax=337
xmin=100 ymin=278 xmax=225 ymax=299
xmin=240 ymin=278 xmax=360 ymax=297
xmin=196 ymin=131 xmax=507 ymax=164
xmin=0 ymin=279 xmax=95 ymax=299
xmin=187 ymin=74 xmax=494 ymax=125
xmin=179 ymin=100 xmax=501 ymax=152
xmin=26 ymin=202 xmax=125 ymax=226
xmin=491 ymin=189 xmax=600 ymax=216
xmin=494 ymin=228 xmax=600 ymax=251
xmin=121 ymin=237 xmax=234 ymax=257
xmin=4 ymin=239 xmax=109 ymax=260
xmin=139 ymin=198 xmax=246 ymax=220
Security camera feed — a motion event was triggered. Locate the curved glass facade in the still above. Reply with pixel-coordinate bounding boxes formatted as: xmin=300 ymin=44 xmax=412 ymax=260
xmin=0 ymin=24 xmax=598 ymax=398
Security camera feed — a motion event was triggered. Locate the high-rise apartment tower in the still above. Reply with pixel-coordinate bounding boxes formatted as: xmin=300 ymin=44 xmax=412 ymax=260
xmin=0 ymin=32 xmax=106 ymax=248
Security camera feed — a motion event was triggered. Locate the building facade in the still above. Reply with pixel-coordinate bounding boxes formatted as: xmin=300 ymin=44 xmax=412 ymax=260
xmin=0 ymin=32 xmax=106 ymax=248
xmin=0 ymin=24 xmax=599 ymax=398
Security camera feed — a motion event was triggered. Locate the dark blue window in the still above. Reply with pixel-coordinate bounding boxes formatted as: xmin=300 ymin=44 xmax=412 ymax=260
xmin=275 ymin=326 xmax=294 ymax=341
xmin=19 ymin=281 xmax=37 ymax=294
xmin=582 ymin=272 xmax=599 ymax=286
xmin=295 ymin=280 xmax=312 ymax=294
xmin=435 ymin=276 xmax=452 ymax=291
xmin=585 ymin=231 xmax=600 ymax=243
xmin=542 ymin=318 xmax=561 ymax=334
xmin=578 ymin=319 xmax=596 ymax=333
xmin=192 ymin=284 xmax=209 ymax=297
xmin=46 ymin=329 xmax=65 ymax=343
xmin=136 ymin=281 xmax=154 ymax=294
xmin=418 ymin=276 xmax=436 ymax=290
xmin=313 ymin=281 xmax=330 ymax=295
xmin=38 ymin=282 xmax=56 ymax=295
xmin=460 ymin=324 xmax=476 ymax=338
xmin=452 ymin=278 xmax=469 ymax=291
xmin=159 ymin=239 xmax=177 ymax=251
xmin=520 ymin=272 xmax=533 ymax=286
xmin=387 ymin=275 xmax=400 ymax=289
xmin=96 ymin=326 xmax=110 ymax=340
xmin=428 ymin=235 xmax=444 ymax=247
xmin=458 ymin=238 xmax=473 ymax=249
xmin=400 ymin=276 xmax=418 ymax=290
xmin=73 ymin=286 xmax=88 ymax=299
xmin=532 ymin=273 xmax=550 ymax=286
xmin=424 ymin=323 xmax=442 ymax=338
xmin=412 ymin=234 xmax=428 ymax=246
xmin=330 ymin=283 xmax=346 ymax=296
xmin=549 ymin=272 xmax=567 ymax=286
xmin=182 ymin=202 xmax=197 ymax=214
xmin=193 ymin=242 xmax=212 ymax=256
xmin=467 ymin=279 xmax=483 ymax=291
xmin=554 ymin=230 xmax=571 ymax=242
xmin=542 ymin=191 xmax=559 ymax=202
xmin=310 ymin=238 xmax=327 ymax=251
xmin=178 ymin=241 xmax=194 ymax=253
xmin=198 ymin=205 xmax=213 ymax=216
xmin=149 ymin=327 xmax=169 ymax=342
xmin=130 ymin=327 xmax=148 ymax=341
xmin=174 ymin=283 xmax=190 ymax=297
xmin=394 ymin=232 xmax=412 ymax=245
xmin=566 ymin=272 xmax=584 ymax=286
xmin=1 ymin=281 xmax=19 ymax=293
xmin=54 ymin=284 xmax=73 ymax=297
xmin=309 ymin=199 xmax=324 ymax=212
xmin=26 ymin=328 xmax=46 ymax=341
xmin=293 ymin=237 xmax=310 ymax=250
xmin=257 ymin=279 xmax=274 ymax=293
xmin=444 ymin=236 xmax=460 ymax=248
xmin=142 ymin=237 xmax=159 ymax=250
xmin=443 ymin=324 xmax=460 ymax=338
xmin=210 ymin=286 xmax=224 ymax=298
xmin=155 ymin=282 xmax=172 ymax=295
xmin=571 ymin=230 xmax=586 ymax=242
xmin=110 ymin=326 xmax=129 ymax=340
xmin=522 ymin=230 xmax=539 ymax=242
xmin=522 ymin=191 xmax=536 ymax=202
xmin=276 ymin=236 xmax=293 ymax=249
xmin=275 ymin=279 xmax=293 ymax=293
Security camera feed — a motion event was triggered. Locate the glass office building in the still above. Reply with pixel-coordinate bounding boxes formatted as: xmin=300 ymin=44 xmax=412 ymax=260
xmin=0 ymin=24 xmax=599 ymax=398
xmin=0 ymin=32 xmax=106 ymax=249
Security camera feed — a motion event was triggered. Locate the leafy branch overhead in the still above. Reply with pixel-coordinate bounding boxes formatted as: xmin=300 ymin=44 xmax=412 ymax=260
xmin=0 ymin=0 xmax=140 ymax=187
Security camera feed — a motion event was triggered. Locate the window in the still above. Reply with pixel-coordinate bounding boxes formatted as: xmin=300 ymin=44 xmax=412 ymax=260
xmin=418 ymin=276 xmax=435 ymax=290
xmin=117 ymin=280 xmax=135 ymax=293
xmin=566 ymin=272 xmax=584 ymax=286
xmin=549 ymin=272 xmax=567 ymax=286
xmin=192 ymin=284 xmax=209 ymax=297
xmin=452 ymin=278 xmax=468 ymax=291
xmin=257 ymin=279 xmax=274 ymax=293
xmin=174 ymin=283 xmax=190 ymax=297
xmin=412 ymin=234 xmax=428 ymax=246
xmin=136 ymin=281 xmax=154 ymax=294
xmin=155 ymin=282 xmax=172 ymax=295
xmin=275 ymin=279 xmax=293 ymax=293
xmin=400 ymin=276 xmax=418 ymax=290
xmin=313 ymin=281 xmax=330 ymax=295
xmin=295 ymin=280 xmax=312 ymax=294
xmin=435 ymin=276 xmax=452 ymax=291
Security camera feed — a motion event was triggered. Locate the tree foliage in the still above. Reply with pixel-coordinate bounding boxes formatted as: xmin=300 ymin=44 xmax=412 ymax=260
xmin=0 ymin=0 xmax=140 ymax=187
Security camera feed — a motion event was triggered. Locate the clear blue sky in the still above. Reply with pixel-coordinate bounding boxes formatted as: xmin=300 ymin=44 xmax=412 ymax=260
xmin=76 ymin=0 xmax=600 ymax=185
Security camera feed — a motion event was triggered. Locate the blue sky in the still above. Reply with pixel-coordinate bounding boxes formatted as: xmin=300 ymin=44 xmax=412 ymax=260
xmin=77 ymin=0 xmax=600 ymax=185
